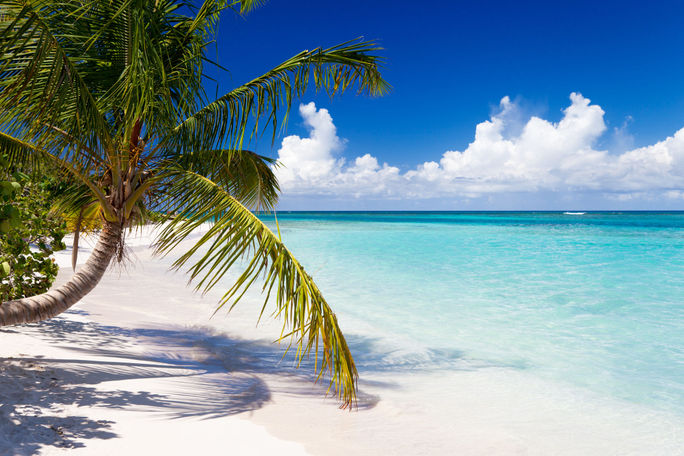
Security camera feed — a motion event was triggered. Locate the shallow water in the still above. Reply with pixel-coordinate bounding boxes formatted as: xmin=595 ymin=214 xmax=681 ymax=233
xmin=253 ymin=211 xmax=684 ymax=416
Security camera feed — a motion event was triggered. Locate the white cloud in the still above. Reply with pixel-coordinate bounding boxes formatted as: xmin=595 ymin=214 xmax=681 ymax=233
xmin=273 ymin=95 xmax=684 ymax=202
xmin=665 ymin=190 xmax=684 ymax=199
xmin=274 ymin=102 xmax=400 ymax=196
xmin=274 ymin=102 xmax=343 ymax=186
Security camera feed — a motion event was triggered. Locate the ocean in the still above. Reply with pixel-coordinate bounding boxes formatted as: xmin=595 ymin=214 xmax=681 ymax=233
xmin=254 ymin=211 xmax=684 ymax=416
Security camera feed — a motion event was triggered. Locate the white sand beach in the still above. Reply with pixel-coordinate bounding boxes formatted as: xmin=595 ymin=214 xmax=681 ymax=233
xmin=0 ymin=227 xmax=312 ymax=455
xmin=1 ymin=227 xmax=683 ymax=455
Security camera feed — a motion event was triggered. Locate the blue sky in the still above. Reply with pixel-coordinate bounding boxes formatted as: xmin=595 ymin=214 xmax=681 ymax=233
xmin=211 ymin=0 xmax=684 ymax=210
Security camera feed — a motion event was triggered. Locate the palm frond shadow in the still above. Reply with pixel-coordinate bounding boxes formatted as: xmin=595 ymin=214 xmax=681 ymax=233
xmin=0 ymin=316 xmax=267 ymax=452
xmin=1 ymin=306 xmax=527 ymax=453
xmin=0 ymin=359 xmax=118 ymax=454
xmin=2 ymin=309 xmax=387 ymax=434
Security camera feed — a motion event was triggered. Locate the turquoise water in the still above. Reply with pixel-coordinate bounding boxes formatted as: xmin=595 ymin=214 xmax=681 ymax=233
xmin=257 ymin=212 xmax=684 ymax=415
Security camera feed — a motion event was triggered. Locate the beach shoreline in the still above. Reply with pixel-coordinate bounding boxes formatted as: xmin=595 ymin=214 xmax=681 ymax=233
xmin=1 ymin=226 xmax=683 ymax=455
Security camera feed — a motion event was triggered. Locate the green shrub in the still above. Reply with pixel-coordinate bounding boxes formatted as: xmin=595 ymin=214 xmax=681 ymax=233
xmin=1 ymin=156 xmax=66 ymax=301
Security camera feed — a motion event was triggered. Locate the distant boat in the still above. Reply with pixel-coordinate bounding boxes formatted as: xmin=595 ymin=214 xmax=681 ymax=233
xmin=563 ymin=211 xmax=586 ymax=215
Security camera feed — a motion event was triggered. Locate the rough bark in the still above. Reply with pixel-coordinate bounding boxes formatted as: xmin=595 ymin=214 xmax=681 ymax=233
xmin=0 ymin=221 xmax=122 ymax=326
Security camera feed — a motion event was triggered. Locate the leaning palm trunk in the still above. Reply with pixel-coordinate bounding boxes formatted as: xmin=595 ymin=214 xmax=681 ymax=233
xmin=0 ymin=222 xmax=122 ymax=326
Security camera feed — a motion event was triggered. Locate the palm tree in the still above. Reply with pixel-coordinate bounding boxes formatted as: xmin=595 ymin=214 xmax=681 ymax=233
xmin=0 ymin=0 xmax=388 ymax=407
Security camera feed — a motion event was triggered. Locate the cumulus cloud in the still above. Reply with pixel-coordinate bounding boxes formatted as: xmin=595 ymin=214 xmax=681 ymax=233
xmin=274 ymin=102 xmax=401 ymax=196
xmin=273 ymin=96 xmax=684 ymax=202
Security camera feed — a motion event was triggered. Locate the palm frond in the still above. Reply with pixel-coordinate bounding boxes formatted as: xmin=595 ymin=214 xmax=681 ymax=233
xmin=0 ymin=130 xmax=115 ymax=219
xmin=168 ymin=39 xmax=390 ymax=151
xmin=0 ymin=130 xmax=43 ymax=170
xmin=226 ymin=0 xmax=265 ymax=14
xmin=0 ymin=0 xmax=114 ymax=155
xmin=165 ymin=149 xmax=280 ymax=210
xmin=154 ymin=168 xmax=358 ymax=407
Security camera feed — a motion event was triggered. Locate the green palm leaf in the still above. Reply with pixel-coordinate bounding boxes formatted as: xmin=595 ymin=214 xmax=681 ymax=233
xmin=169 ymin=39 xmax=390 ymax=151
xmin=0 ymin=0 xmax=114 ymax=154
xmin=166 ymin=149 xmax=280 ymax=210
xmin=0 ymin=131 xmax=42 ymax=169
xmin=155 ymin=167 xmax=358 ymax=406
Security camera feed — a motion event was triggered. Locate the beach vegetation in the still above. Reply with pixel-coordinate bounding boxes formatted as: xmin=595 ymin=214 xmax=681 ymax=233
xmin=0 ymin=156 xmax=66 ymax=301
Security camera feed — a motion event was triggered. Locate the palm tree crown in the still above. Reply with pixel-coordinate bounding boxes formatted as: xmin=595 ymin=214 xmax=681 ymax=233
xmin=0 ymin=0 xmax=388 ymax=407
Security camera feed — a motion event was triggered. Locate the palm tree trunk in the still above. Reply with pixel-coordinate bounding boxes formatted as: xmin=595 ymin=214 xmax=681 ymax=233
xmin=0 ymin=221 xmax=122 ymax=326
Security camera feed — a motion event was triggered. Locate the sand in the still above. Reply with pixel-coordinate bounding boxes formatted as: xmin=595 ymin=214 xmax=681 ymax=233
xmin=0 ymin=226 xmax=313 ymax=455
xmin=1 ymin=226 xmax=683 ymax=455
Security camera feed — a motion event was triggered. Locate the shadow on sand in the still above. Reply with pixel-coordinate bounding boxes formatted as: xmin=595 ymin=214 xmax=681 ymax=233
xmin=0 ymin=307 xmax=514 ymax=454
xmin=1 ymin=312 xmax=275 ymax=454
